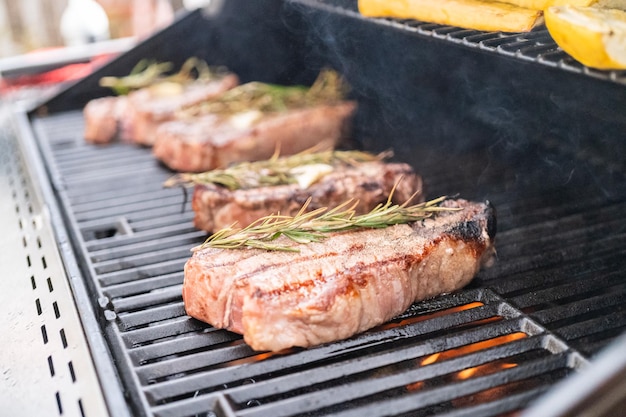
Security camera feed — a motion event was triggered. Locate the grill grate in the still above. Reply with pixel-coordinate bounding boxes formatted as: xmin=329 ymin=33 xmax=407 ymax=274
xmin=28 ymin=107 xmax=626 ymax=416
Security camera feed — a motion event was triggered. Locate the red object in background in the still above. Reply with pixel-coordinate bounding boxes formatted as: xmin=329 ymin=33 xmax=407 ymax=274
xmin=0 ymin=53 xmax=113 ymax=94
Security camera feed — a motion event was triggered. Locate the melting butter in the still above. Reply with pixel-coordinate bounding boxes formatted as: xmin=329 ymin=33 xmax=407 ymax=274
xmin=229 ymin=110 xmax=264 ymax=130
xmin=290 ymin=163 xmax=334 ymax=188
xmin=149 ymin=81 xmax=185 ymax=97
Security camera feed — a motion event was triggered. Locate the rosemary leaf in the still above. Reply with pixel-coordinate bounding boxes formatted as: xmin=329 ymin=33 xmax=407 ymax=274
xmin=163 ymin=149 xmax=390 ymax=190
xmin=99 ymin=57 xmax=218 ymax=95
xmin=192 ymin=195 xmax=456 ymax=252
xmin=180 ymin=68 xmax=349 ymax=118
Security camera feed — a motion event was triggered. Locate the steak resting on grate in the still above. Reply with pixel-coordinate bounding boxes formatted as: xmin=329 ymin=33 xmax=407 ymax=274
xmin=83 ymin=95 xmax=129 ymax=144
xmin=183 ymin=199 xmax=497 ymax=352
xmin=82 ymin=74 xmax=239 ymax=145
xmin=152 ymin=101 xmax=357 ymax=172
xmin=191 ymin=160 xmax=423 ymax=232
xmin=125 ymin=73 xmax=240 ymax=146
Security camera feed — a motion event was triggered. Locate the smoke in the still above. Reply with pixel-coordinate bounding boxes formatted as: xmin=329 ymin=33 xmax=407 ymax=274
xmin=268 ymin=2 xmax=625 ymax=199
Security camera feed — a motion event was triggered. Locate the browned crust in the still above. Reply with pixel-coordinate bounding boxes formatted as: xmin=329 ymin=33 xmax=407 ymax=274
xmin=83 ymin=96 xmax=128 ymax=144
xmin=183 ymin=199 xmax=496 ymax=352
xmin=125 ymin=74 xmax=240 ymax=146
xmin=152 ymin=101 xmax=357 ymax=172
xmin=191 ymin=161 xmax=423 ymax=232
xmin=82 ymin=74 xmax=239 ymax=145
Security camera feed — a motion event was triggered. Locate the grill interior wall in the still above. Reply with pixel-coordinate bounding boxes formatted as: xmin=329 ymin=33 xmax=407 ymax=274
xmin=27 ymin=1 xmax=626 ymax=416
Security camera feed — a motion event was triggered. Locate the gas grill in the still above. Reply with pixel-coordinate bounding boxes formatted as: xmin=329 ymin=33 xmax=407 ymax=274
xmin=2 ymin=1 xmax=626 ymax=416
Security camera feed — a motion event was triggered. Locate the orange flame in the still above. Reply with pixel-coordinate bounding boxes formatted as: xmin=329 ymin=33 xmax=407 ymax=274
xmin=406 ymin=332 xmax=527 ymax=392
xmin=380 ymin=301 xmax=486 ymax=331
xmin=420 ymin=332 xmax=527 ymax=367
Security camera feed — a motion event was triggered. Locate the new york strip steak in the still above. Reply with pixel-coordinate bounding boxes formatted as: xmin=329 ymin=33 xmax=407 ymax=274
xmin=153 ymin=101 xmax=356 ymax=172
xmin=183 ymin=199 xmax=496 ymax=352
xmin=82 ymin=73 xmax=239 ymax=145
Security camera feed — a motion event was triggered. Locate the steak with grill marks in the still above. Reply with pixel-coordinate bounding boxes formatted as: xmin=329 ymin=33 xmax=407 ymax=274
xmin=126 ymin=73 xmax=240 ymax=146
xmin=82 ymin=74 xmax=239 ymax=145
xmin=152 ymin=101 xmax=357 ymax=172
xmin=191 ymin=161 xmax=423 ymax=232
xmin=83 ymin=95 xmax=129 ymax=144
xmin=183 ymin=199 xmax=497 ymax=352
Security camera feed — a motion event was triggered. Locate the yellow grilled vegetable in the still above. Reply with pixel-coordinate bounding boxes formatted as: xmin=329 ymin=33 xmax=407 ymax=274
xmin=545 ymin=5 xmax=626 ymax=69
xmin=550 ymin=0 xmax=626 ymax=6
xmin=497 ymin=0 xmax=624 ymax=6
xmin=499 ymin=0 xmax=552 ymax=8
xmin=358 ymin=0 xmax=544 ymax=33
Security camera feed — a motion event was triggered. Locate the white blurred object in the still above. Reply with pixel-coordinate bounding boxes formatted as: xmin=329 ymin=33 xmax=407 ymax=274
xmin=132 ymin=0 xmax=174 ymax=38
xmin=60 ymin=0 xmax=110 ymax=46
xmin=183 ymin=0 xmax=212 ymax=10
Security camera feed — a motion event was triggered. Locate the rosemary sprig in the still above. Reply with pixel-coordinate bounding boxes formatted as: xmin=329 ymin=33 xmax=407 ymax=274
xmin=181 ymin=68 xmax=349 ymax=117
xmin=99 ymin=57 xmax=218 ymax=95
xmin=192 ymin=194 xmax=455 ymax=252
xmin=164 ymin=149 xmax=392 ymax=190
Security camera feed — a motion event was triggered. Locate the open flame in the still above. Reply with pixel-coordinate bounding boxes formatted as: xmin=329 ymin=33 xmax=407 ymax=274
xmin=406 ymin=332 xmax=527 ymax=393
xmin=456 ymin=361 xmax=518 ymax=380
xmin=420 ymin=332 xmax=527 ymax=370
xmin=380 ymin=301 xmax=486 ymax=330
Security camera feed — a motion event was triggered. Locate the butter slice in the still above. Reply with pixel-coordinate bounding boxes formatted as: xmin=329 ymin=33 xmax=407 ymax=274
xmin=290 ymin=164 xmax=334 ymax=189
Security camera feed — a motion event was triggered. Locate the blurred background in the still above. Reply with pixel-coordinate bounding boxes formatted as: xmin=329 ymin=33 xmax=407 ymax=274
xmin=0 ymin=0 xmax=192 ymax=58
xmin=0 ymin=0 xmax=213 ymax=99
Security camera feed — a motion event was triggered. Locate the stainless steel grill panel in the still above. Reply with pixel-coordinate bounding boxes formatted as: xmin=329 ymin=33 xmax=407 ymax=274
xmin=0 ymin=109 xmax=109 ymax=417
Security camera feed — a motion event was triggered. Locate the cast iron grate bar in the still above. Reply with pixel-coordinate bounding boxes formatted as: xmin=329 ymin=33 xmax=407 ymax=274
xmin=414 ymin=388 xmax=549 ymax=417
xmin=111 ymin=286 xmax=183 ymax=313
xmin=323 ymin=355 xmax=571 ymax=417
xmin=134 ymin=298 xmax=510 ymax=384
xmin=96 ymin=257 xmax=188 ymax=287
xmin=104 ymin=271 xmax=185 ymax=299
xmin=139 ymin=296 xmax=505 ymax=397
xmin=222 ymin=332 xmax=548 ymax=405
xmin=234 ymin=355 xmax=570 ymax=417
xmin=120 ymin=316 xmax=207 ymax=345
xmin=85 ymin=222 xmax=200 ymax=252
xmin=89 ymin=230 xmax=205 ymax=263
xmin=139 ymin=298 xmax=561 ymax=407
xmin=93 ymin=246 xmax=191 ymax=275
xmin=32 ymin=107 xmax=626 ymax=417
xmin=116 ymin=302 xmax=187 ymax=330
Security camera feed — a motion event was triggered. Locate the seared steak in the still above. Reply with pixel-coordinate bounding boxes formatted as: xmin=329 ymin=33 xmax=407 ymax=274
xmin=83 ymin=74 xmax=239 ymax=145
xmin=183 ymin=199 xmax=496 ymax=352
xmin=152 ymin=101 xmax=357 ymax=172
xmin=191 ymin=161 xmax=422 ymax=232
xmin=83 ymin=95 xmax=129 ymax=144
xmin=126 ymin=74 xmax=240 ymax=146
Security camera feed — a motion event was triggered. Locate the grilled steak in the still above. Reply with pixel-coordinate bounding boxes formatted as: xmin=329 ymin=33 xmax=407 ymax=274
xmin=183 ymin=199 xmax=496 ymax=352
xmin=126 ymin=74 xmax=240 ymax=146
xmin=82 ymin=75 xmax=238 ymax=145
xmin=191 ymin=161 xmax=423 ymax=232
xmin=152 ymin=101 xmax=357 ymax=172
xmin=83 ymin=95 xmax=129 ymax=144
